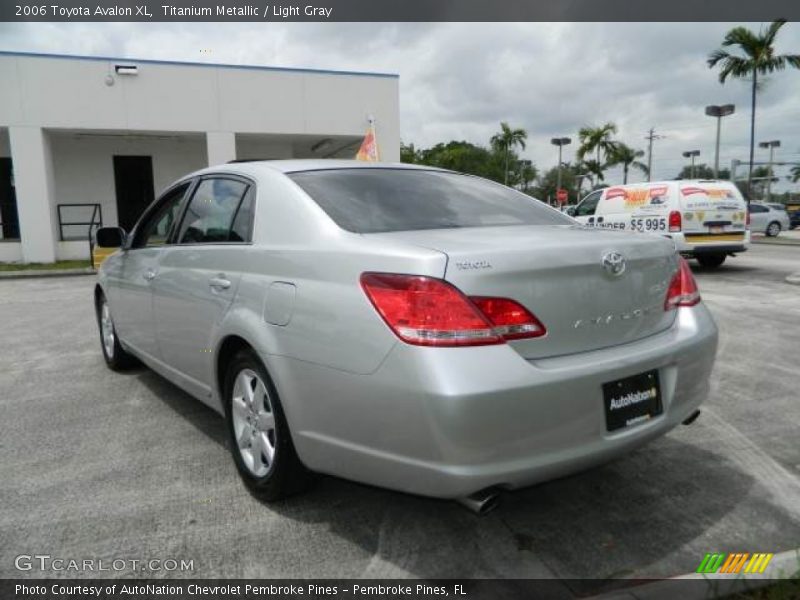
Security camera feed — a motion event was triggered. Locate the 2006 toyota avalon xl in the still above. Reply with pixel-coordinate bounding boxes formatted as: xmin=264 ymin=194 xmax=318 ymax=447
xmin=94 ymin=160 xmax=718 ymax=513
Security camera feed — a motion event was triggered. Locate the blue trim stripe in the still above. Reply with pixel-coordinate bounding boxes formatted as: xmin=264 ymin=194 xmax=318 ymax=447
xmin=0 ymin=50 xmax=399 ymax=79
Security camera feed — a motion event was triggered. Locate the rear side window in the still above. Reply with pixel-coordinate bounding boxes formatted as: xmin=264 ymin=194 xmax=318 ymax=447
xmin=289 ymin=169 xmax=571 ymax=233
xmin=176 ymin=178 xmax=250 ymax=244
xmin=229 ymin=186 xmax=255 ymax=242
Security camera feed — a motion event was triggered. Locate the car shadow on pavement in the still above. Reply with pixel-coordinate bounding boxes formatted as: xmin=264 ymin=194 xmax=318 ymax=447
xmin=689 ymin=262 xmax=759 ymax=275
xmin=498 ymin=435 xmax=755 ymax=593
xmin=262 ymin=437 xmax=752 ymax=586
xmin=133 ymin=367 xmax=228 ymax=448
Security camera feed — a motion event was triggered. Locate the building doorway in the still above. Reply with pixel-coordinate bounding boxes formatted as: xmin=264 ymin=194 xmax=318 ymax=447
xmin=0 ymin=158 xmax=20 ymax=240
xmin=113 ymin=155 xmax=155 ymax=231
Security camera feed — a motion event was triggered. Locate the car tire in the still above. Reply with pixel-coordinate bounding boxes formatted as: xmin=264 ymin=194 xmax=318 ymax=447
xmin=223 ymin=349 xmax=314 ymax=501
xmin=766 ymin=221 xmax=781 ymax=237
xmin=696 ymin=254 xmax=726 ymax=268
xmin=96 ymin=293 xmax=138 ymax=370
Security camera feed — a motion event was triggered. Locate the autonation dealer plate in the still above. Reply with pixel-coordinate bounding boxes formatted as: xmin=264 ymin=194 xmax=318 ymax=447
xmin=603 ymin=370 xmax=662 ymax=432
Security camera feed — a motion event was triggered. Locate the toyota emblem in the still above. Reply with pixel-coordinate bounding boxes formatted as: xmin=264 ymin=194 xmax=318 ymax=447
xmin=602 ymin=251 xmax=626 ymax=277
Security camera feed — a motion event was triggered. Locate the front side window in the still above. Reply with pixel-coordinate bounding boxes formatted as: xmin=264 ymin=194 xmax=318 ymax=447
xmin=176 ymin=178 xmax=250 ymax=244
xmin=132 ymin=182 xmax=190 ymax=248
xmin=575 ymin=191 xmax=601 ymax=217
xmin=289 ymin=169 xmax=571 ymax=234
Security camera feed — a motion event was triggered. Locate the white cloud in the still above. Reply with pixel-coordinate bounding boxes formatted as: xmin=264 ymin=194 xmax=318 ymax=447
xmin=1 ymin=21 xmax=798 ymax=189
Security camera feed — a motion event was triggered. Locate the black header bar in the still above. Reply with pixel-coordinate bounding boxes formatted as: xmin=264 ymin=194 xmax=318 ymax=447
xmin=2 ymin=0 xmax=799 ymax=22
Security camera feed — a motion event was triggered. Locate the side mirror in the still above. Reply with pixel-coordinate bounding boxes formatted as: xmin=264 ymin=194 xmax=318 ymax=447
xmin=95 ymin=227 xmax=127 ymax=248
xmin=565 ymin=206 xmax=577 ymax=217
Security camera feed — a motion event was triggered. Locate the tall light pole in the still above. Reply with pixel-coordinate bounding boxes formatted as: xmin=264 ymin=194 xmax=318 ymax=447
xmin=705 ymin=104 xmax=735 ymax=179
xmin=551 ymin=137 xmax=571 ymax=202
xmin=682 ymin=150 xmax=701 ymax=179
xmin=758 ymin=140 xmax=780 ymax=202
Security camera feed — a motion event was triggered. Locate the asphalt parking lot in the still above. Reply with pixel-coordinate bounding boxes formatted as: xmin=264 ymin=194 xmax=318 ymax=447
xmin=1 ymin=243 xmax=799 ymax=595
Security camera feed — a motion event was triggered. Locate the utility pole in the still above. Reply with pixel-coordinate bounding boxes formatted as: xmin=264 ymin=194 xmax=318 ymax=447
xmin=645 ymin=128 xmax=664 ymax=182
xmin=731 ymin=159 xmax=740 ymax=184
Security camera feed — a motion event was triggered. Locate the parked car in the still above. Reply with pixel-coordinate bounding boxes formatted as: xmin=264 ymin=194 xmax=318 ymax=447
xmin=94 ymin=161 xmax=718 ymax=512
xmin=748 ymin=202 xmax=791 ymax=237
xmin=568 ymin=180 xmax=749 ymax=268
xmin=785 ymin=201 xmax=800 ymax=229
xmin=765 ymin=201 xmax=799 ymax=230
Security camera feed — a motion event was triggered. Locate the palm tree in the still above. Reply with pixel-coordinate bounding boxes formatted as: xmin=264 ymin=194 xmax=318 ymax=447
xmin=708 ymin=19 xmax=800 ymax=199
xmin=791 ymin=165 xmax=800 ymax=183
xmin=577 ymin=122 xmax=619 ymax=186
xmin=609 ymin=143 xmax=649 ymax=184
xmin=491 ymin=122 xmax=527 ymax=185
xmin=581 ymin=159 xmax=606 ymax=188
xmin=573 ymin=159 xmax=594 ymax=202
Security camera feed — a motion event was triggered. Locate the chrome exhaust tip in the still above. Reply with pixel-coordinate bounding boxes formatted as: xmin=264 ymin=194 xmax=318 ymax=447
xmin=456 ymin=488 xmax=502 ymax=515
xmin=682 ymin=409 xmax=701 ymax=425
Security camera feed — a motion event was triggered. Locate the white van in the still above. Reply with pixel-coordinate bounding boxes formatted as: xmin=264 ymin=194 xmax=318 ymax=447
xmin=570 ymin=180 xmax=750 ymax=268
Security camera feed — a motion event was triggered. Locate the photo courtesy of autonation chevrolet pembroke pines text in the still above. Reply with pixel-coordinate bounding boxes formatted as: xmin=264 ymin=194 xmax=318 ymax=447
xmin=1 ymin=1 xmax=800 ymax=599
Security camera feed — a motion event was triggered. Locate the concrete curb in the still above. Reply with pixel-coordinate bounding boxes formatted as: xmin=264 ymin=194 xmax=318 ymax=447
xmin=0 ymin=267 xmax=95 ymax=280
xmin=786 ymin=273 xmax=800 ymax=286
xmin=585 ymin=548 xmax=800 ymax=600
xmin=751 ymin=236 xmax=800 ymax=246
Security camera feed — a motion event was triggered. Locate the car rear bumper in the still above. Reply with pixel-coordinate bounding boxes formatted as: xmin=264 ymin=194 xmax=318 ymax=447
xmin=671 ymin=231 xmax=750 ymax=253
xmin=683 ymin=245 xmax=747 ymax=255
xmin=269 ymin=304 xmax=718 ymax=499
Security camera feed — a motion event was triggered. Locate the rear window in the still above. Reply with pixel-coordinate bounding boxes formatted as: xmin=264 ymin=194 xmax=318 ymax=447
xmin=289 ymin=168 xmax=571 ymax=234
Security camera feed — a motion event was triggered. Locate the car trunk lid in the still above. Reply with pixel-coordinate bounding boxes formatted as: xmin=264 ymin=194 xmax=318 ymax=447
xmin=369 ymin=225 xmax=679 ymax=359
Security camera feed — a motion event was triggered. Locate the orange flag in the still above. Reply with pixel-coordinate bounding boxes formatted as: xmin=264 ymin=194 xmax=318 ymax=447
xmin=355 ymin=121 xmax=380 ymax=161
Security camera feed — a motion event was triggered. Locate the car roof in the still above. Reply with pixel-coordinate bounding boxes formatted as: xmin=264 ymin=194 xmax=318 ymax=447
xmin=193 ymin=159 xmax=449 ymax=179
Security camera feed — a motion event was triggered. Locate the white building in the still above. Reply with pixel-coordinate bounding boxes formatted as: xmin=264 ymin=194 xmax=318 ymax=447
xmin=0 ymin=51 xmax=400 ymax=263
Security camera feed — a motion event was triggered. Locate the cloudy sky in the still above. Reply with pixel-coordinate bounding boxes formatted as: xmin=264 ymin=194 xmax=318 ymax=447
xmin=2 ymin=22 xmax=799 ymax=190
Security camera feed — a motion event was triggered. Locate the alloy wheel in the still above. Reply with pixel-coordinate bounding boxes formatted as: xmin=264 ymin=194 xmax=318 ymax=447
xmin=231 ymin=368 xmax=277 ymax=477
xmin=100 ymin=302 xmax=115 ymax=358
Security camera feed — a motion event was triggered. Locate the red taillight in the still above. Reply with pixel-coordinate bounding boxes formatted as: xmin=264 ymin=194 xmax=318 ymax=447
xmin=668 ymin=210 xmax=682 ymax=233
xmin=470 ymin=297 xmax=546 ymax=340
xmin=360 ymin=273 xmax=545 ymax=347
xmin=746 ymin=209 xmax=751 ymax=229
xmin=665 ymin=257 xmax=701 ymax=310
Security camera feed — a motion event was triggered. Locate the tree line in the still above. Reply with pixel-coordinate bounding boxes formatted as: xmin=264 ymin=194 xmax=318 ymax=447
xmin=401 ymin=121 xmax=651 ymax=204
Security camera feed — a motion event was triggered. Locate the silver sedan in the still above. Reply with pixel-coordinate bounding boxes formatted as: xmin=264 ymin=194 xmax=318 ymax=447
xmin=94 ymin=161 xmax=718 ymax=512
xmin=749 ymin=202 xmax=791 ymax=237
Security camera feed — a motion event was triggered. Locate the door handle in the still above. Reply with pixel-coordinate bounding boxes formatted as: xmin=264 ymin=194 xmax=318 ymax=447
xmin=209 ymin=276 xmax=231 ymax=290
xmin=143 ymin=269 xmax=157 ymax=281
